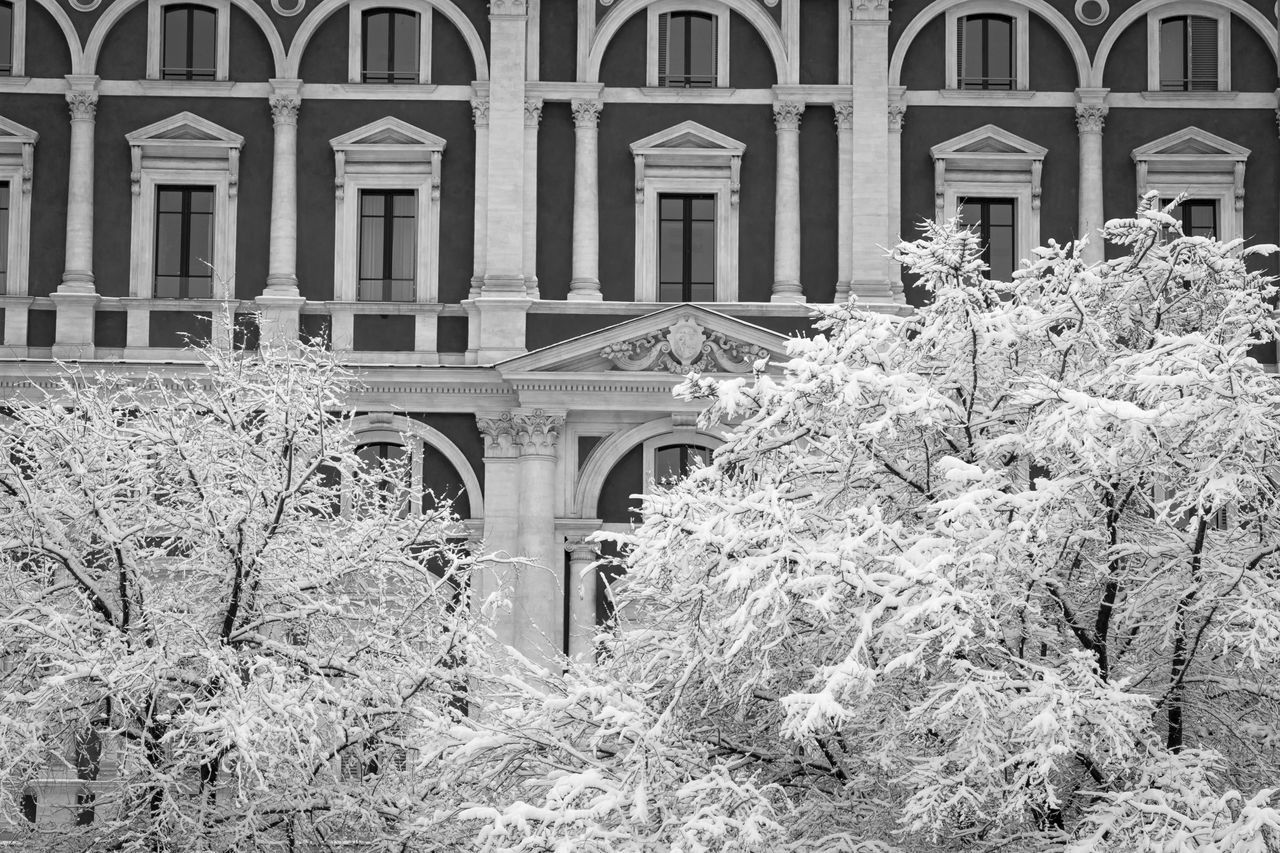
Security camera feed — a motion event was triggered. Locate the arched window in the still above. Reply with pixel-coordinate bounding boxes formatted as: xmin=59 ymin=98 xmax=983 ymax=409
xmin=360 ymin=8 xmax=421 ymax=83
xmin=0 ymin=1 xmax=13 ymax=76
xmin=651 ymin=443 xmax=710 ymax=485
xmin=161 ymin=4 xmax=217 ymax=80
xmin=957 ymin=13 xmax=1014 ymax=89
xmin=1151 ymin=9 xmax=1227 ymax=92
xmin=658 ymin=11 xmax=716 ymax=87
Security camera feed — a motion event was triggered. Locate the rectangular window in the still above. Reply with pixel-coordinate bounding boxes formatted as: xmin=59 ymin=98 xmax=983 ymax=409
xmin=0 ymin=2 xmax=12 ymax=76
xmin=154 ymin=186 xmax=214 ymax=298
xmin=358 ymin=189 xmax=416 ymax=302
xmin=959 ymin=197 xmax=1016 ymax=281
xmin=958 ymin=14 xmax=1014 ymax=90
xmin=362 ymin=9 xmax=418 ymax=83
xmin=162 ymin=4 xmax=217 ymax=80
xmin=0 ymin=182 xmax=8 ymax=293
xmin=1162 ymin=198 xmax=1218 ymax=238
xmin=659 ymin=193 xmax=715 ymax=302
xmin=1159 ymin=16 xmax=1217 ymax=91
xmin=658 ymin=11 xmax=717 ymax=87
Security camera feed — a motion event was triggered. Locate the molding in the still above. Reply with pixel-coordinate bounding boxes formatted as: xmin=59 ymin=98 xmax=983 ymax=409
xmin=6 ymin=0 xmax=25 ymax=77
xmin=1145 ymin=3 xmax=1230 ymax=93
xmin=329 ymin=116 xmax=446 ymax=304
xmin=1131 ymin=126 xmax=1249 ymax=239
xmin=644 ymin=0 xmax=730 ymax=88
xmin=145 ymin=0 xmax=230 ymax=82
xmin=944 ymin=2 xmax=1030 ymax=91
xmin=600 ymin=315 xmax=768 ymax=373
xmin=0 ymin=115 xmax=37 ymax=297
xmin=347 ymin=0 xmax=432 ymax=84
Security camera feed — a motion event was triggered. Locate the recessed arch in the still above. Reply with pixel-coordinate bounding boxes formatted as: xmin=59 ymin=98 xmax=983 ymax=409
xmin=348 ymin=413 xmax=484 ymax=518
xmin=29 ymin=0 xmax=83 ymax=73
xmin=82 ymin=0 xmax=287 ymax=77
xmin=574 ymin=417 xmax=725 ymax=518
xmin=584 ymin=0 xmax=789 ymax=85
xmin=889 ymin=0 xmax=1091 ymax=90
xmin=286 ymin=0 xmax=488 ymax=81
xmin=1090 ymin=0 xmax=1277 ymax=87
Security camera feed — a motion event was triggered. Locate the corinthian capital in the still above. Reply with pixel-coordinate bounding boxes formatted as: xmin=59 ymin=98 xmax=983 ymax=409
xmin=269 ymin=95 xmax=300 ymax=126
xmin=514 ymin=410 xmax=564 ymax=457
xmin=66 ymin=90 xmax=98 ymax=121
xmin=833 ymin=102 xmax=854 ymax=131
xmin=571 ymin=99 xmax=602 ymax=129
xmin=773 ymin=101 xmax=805 ymax=131
xmin=476 ymin=412 xmax=519 ymax=459
xmin=524 ymin=97 xmax=543 ymax=127
xmin=1075 ymin=103 xmax=1108 ymax=134
xmin=888 ymin=103 xmax=907 ymax=133
xmin=471 ymin=97 xmax=489 ymax=128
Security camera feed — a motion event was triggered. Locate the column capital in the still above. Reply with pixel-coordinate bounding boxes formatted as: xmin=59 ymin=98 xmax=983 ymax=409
xmin=514 ymin=409 xmax=565 ymax=457
xmin=269 ymin=94 xmax=300 ymax=126
xmin=471 ymin=97 xmax=490 ymax=128
xmin=850 ymin=0 xmax=889 ymax=21
xmin=833 ymin=101 xmax=854 ymax=130
xmin=772 ymin=100 xmax=805 ymax=131
xmin=65 ymin=87 xmax=98 ymax=121
xmin=571 ymin=98 xmax=602 ymax=129
xmin=1074 ymin=103 xmax=1107 ymax=134
xmin=488 ymin=0 xmax=528 ymax=17
xmin=477 ymin=411 xmax=520 ymax=459
xmin=524 ymin=97 xmax=543 ymax=127
xmin=887 ymin=103 xmax=906 ymax=133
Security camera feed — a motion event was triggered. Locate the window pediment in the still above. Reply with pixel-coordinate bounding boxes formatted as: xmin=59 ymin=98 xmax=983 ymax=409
xmin=630 ymin=120 xmax=745 ymax=161
xmin=126 ymin=112 xmax=243 ymax=194
xmin=330 ymin=118 xmax=445 ymax=189
xmin=0 ymin=115 xmax=36 ymax=193
xmin=1132 ymin=126 xmax=1249 ymax=239
xmin=931 ymin=124 xmax=1047 ymax=172
xmin=1131 ymin=126 xmax=1249 ymax=169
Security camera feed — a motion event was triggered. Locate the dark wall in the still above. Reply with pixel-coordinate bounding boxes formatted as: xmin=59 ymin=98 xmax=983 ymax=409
xmin=92 ymin=97 xmax=273 ymax=298
xmin=799 ymin=0 xmax=838 ymax=85
xmin=896 ymin=10 xmax=1081 ymax=90
xmin=897 ymin=10 xmax=944 ymax=90
xmin=526 ymin=313 xmax=624 ymax=351
xmin=433 ymin=10 xmax=480 ymax=84
xmin=597 ymin=10 xmax=644 ymax=87
xmin=296 ymin=5 xmax=347 ymax=83
xmin=26 ymin=1 xmax=73 ymax=78
xmin=597 ymin=103 xmax=777 ymax=303
xmin=409 ymin=411 xmax=485 ymax=495
xmin=799 ymin=105 xmax=837 ymax=303
xmin=597 ymin=443 xmax=642 ymax=523
xmin=541 ymin=0 xmax=577 ymax=81
xmin=596 ymin=10 xmax=778 ymax=88
xmin=1100 ymin=19 xmax=1143 ymax=92
xmin=95 ymin=4 xmax=275 ymax=79
xmin=729 ymin=13 xmax=777 ymax=88
xmin=1233 ymin=17 xmax=1278 ymax=91
xmin=535 ymin=102 xmax=574 ymax=300
xmin=296 ymin=99 xmax=475 ymax=303
xmin=6 ymin=95 xmax=69 ymax=297
xmin=229 ymin=6 xmax=276 ymax=81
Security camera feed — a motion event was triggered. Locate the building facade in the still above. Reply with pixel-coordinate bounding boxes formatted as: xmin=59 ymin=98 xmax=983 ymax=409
xmin=0 ymin=1 xmax=1278 ymax=820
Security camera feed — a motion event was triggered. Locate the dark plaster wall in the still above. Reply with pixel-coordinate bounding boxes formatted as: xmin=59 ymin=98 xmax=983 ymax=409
xmin=596 ymin=10 xmax=778 ymax=88
xmin=96 ymin=5 xmax=275 ymax=80
xmin=597 ymin=443 xmax=641 ymax=523
xmin=409 ymin=411 xmax=485 ymax=494
xmin=540 ymin=0 xmax=577 ymax=81
xmin=536 ymin=101 xmax=574 ymax=300
xmin=799 ymin=104 xmax=837 ymax=303
xmin=26 ymin=0 xmax=73 ymax=78
xmin=4 ymin=94 xmax=69 ymax=297
xmin=799 ymin=0 xmax=838 ymax=84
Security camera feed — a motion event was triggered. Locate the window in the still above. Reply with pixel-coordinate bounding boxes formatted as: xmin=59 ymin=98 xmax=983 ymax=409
xmin=658 ymin=11 xmax=716 ymax=87
xmin=659 ymin=194 xmax=714 ymax=302
xmin=0 ymin=116 xmax=35 ymax=296
xmin=127 ymin=113 xmax=241 ymax=302
xmin=1132 ymin=127 xmax=1248 ymax=242
xmin=146 ymin=0 xmax=228 ymax=82
xmin=161 ymin=5 xmax=216 ymax=80
xmin=0 ymin=182 xmax=8 ymax=292
xmin=631 ymin=121 xmax=744 ymax=302
xmin=652 ymin=443 xmax=708 ymax=483
xmin=358 ymin=190 xmax=415 ymax=302
xmin=0 ymin=2 xmax=12 ymax=76
xmin=957 ymin=14 xmax=1013 ymax=90
xmin=1163 ymin=198 xmax=1217 ymax=237
xmin=154 ymin=186 xmax=214 ymax=298
xmin=330 ymin=117 xmax=444 ymax=304
xmin=1158 ymin=16 xmax=1217 ymax=91
xmin=349 ymin=1 xmax=430 ymax=84
xmin=19 ymin=790 xmax=36 ymax=824
xmin=356 ymin=440 xmax=409 ymax=514
xmin=959 ymin=197 xmax=1015 ymax=280
xmin=646 ymin=3 xmax=729 ymax=88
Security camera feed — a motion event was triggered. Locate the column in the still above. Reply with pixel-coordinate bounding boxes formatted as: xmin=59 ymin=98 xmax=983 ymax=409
xmin=470 ymin=95 xmax=489 ymax=298
xmin=256 ymin=80 xmax=305 ymax=348
xmin=565 ymin=537 xmax=598 ymax=661
xmin=475 ymin=412 xmax=522 ymax=647
xmin=513 ymin=409 xmax=564 ymax=672
xmin=51 ymin=76 xmax=100 ymax=359
xmin=1075 ymin=88 xmax=1109 ymax=267
xmin=481 ymin=0 xmax=528 ymax=295
xmin=523 ymin=97 xmax=542 ymax=297
xmin=833 ymin=102 xmax=854 ymax=302
xmin=772 ymin=100 xmax=804 ymax=303
xmin=569 ymin=98 xmax=602 ymax=300
xmin=888 ymin=98 xmax=906 ymax=291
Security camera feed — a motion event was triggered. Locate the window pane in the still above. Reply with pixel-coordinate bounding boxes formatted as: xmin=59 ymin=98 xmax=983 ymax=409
xmin=988 ymin=199 xmax=1013 ymax=227
xmin=659 ymin=220 xmax=683 ymax=282
xmin=188 ymin=209 xmax=213 ymax=273
xmin=156 ymin=212 xmax=183 ymax=277
xmin=688 ymin=14 xmax=714 ymax=79
xmin=163 ymin=8 xmax=188 ymax=74
xmin=986 ymin=17 xmax=1012 ymax=83
xmin=391 ymin=213 xmax=415 ymax=279
xmin=668 ymin=14 xmax=687 ymax=79
xmin=393 ymin=190 xmax=415 ymax=217
xmin=1160 ymin=18 xmax=1187 ymax=90
xmin=691 ymin=197 xmax=715 ymax=220
xmin=392 ymin=11 xmax=418 ymax=78
xmin=691 ymin=219 xmax=714 ymax=283
xmin=0 ymin=183 xmax=9 ymax=289
xmin=660 ymin=197 xmax=683 ymax=219
xmin=958 ymin=200 xmax=978 ymax=225
xmin=190 ymin=8 xmax=217 ymax=75
xmin=364 ymin=11 xmax=389 ymax=76
xmin=961 ymin=16 xmax=984 ymax=82
xmin=359 ymin=213 xmax=384 ymax=280
xmin=0 ymin=3 xmax=15 ymax=73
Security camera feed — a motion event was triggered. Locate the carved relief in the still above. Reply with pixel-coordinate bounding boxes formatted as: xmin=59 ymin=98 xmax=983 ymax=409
xmin=271 ymin=0 xmax=307 ymax=15
xmin=66 ymin=91 xmax=98 ymax=121
xmin=600 ymin=317 xmax=769 ymax=374
xmin=471 ymin=98 xmax=490 ymax=128
xmin=514 ymin=410 xmax=564 ymax=457
xmin=888 ymin=103 xmax=906 ymax=133
xmin=269 ymin=95 xmax=300 ymax=126
xmin=571 ymin=99 xmax=602 ymax=129
xmin=524 ymin=98 xmax=543 ymax=127
xmin=833 ymin=102 xmax=854 ymax=131
xmin=1074 ymin=104 xmax=1107 ymax=134
xmin=476 ymin=412 xmax=519 ymax=458
xmin=772 ymin=101 xmax=805 ymax=131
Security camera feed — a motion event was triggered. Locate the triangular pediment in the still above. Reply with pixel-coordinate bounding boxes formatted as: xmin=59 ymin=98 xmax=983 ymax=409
xmin=932 ymin=124 xmax=1047 ymax=160
xmin=0 ymin=115 xmax=37 ymax=145
xmin=1132 ymin=127 xmax=1249 ymax=161
xmin=630 ymin=121 xmax=746 ymax=155
xmin=330 ymin=117 xmax=447 ymax=151
xmin=498 ymin=305 xmax=792 ymax=376
xmin=126 ymin=112 xmax=243 ymax=147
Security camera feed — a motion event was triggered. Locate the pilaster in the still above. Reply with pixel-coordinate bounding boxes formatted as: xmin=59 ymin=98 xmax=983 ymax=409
xmin=470 ymin=92 xmax=489 ymax=298
xmin=887 ymin=87 xmax=907 ymax=293
xmin=561 ymin=520 xmax=603 ymax=663
xmin=569 ymin=97 xmax=603 ymax=301
xmin=834 ymin=101 xmax=854 ymax=302
xmin=481 ymin=0 xmax=529 ymax=296
xmin=523 ymin=97 xmax=542 ymax=297
xmin=476 ymin=411 xmax=523 ymax=647
xmin=1075 ymin=88 xmax=1108 ymax=266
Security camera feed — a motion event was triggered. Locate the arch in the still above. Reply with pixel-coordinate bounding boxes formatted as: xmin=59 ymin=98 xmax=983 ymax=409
xmin=82 ymin=0 xmax=287 ymax=77
xmin=573 ymin=417 xmax=725 ymax=518
xmin=584 ymin=0 xmax=789 ymax=85
xmin=348 ymin=413 xmax=484 ymax=517
xmin=889 ymin=0 xmax=1091 ymax=90
xmin=1091 ymin=0 xmax=1277 ymax=87
xmin=29 ymin=0 xmax=83 ymax=73
xmin=286 ymin=0 xmax=487 ymax=81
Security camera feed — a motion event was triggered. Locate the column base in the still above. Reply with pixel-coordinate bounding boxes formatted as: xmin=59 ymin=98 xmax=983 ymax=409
xmin=852 ymin=279 xmax=906 ymax=303
xmin=255 ymin=292 xmax=305 ymax=348
xmin=50 ymin=289 xmax=100 ymax=360
xmin=480 ymin=274 xmax=528 ymax=297
xmin=567 ymin=279 xmax=603 ymax=301
xmin=771 ymin=282 xmax=805 ymax=303
xmin=834 ymin=280 xmax=852 ymax=303
xmin=263 ymin=275 xmax=300 ymax=296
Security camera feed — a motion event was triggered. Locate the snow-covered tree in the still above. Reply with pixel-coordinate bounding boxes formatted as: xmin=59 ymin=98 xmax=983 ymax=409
xmin=444 ymin=199 xmax=1280 ymax=852
xmin=0 ymin=341 xmax=483 ymax=852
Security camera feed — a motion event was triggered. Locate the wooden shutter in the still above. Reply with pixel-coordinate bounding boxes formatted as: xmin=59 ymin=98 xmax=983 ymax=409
xmin=1188 ymin=16 xmax=1218 ymax=91
xmin=955 ymin=15 xmax=966 ymax=87
xmin=657 ymin=12 xmax=669 ymax=86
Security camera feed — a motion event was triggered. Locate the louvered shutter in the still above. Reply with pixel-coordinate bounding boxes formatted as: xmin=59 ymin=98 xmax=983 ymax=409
xmin=657 ymin=12 xmax=669 ymax=86
xmin=1188 ymin=16 xmax=1218 ymax=91
xmin=710 ymin=19 xmax=719 ymax=85
xmin=956 ymin=16 xmax=966 ymax=88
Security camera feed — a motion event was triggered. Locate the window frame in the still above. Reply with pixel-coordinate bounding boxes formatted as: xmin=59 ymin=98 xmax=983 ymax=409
xmin=146 ymin=0 xmax=230 ymax=82
xmin=958 ymin=197 xmax=1018 ymax=280
xmin=1147 ymin=5 xmax=1229 ymax=93
xmin=1132 ymin=126 xmax=1248 ymax=242
xmin=657 ymin=193 xmax=716 ymax=303
xmin=348 ymin=0 xmax=431 ymax=85
xmin=0 ymin=0 xmax=25 ymax=78
xmin=153 ymin=185 xmax=217 ymax=299
xmin=944 ymin=3 xmax=1029 ymax=92
xmin=357 ymin=188 xmax=418 ymax=302
xmin=645 ymin=0 xmax=729 ymax=89
xmin=127 ymin=112 xmax=242 ymax=301
xmin=642 ymin=437 xmax=716 ymax=490
xmin=0 ymin=114 xmax=35 ymax=296
xmin=330 ymin=117 xmax=445 ymax=304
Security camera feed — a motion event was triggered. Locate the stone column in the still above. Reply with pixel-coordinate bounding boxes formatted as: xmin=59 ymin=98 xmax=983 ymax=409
xmin=565 ymin=536 xmax=598 ymax=661
xmin=888 ymin=99 xmax=906 ymax=291
xmin=513 ymin=409 xmax=564 ymax=671
xmin=1075 ymin=89 xmax=1109 ymax=266
xmin=265 ymin=81 xmax=300 ymax=295
xmin=569 ymin=98 xmax=602 ymax=300
xmin=772 ymin=100 xmax=804 ymax=303
xmin=833 ymin=102 xmax=854 ymax=302
xmin=481 ymin=0 xmax=528 ymax=295
xmin=470 ymin=95 xmax=489 ymax=298
xmin=523 ymin=97 xmax=542 ymax=297
xmin=475 ymin=412 xmax=522 ymax=647
xmin=52 ymin=76 xmax=100 ymax=359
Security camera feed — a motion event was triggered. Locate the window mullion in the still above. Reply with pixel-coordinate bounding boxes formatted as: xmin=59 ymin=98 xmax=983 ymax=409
xmin=682 ymin=196 xmax=693 ymax=302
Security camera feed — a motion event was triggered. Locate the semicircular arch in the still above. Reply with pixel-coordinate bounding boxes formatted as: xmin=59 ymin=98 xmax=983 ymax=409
xmin=286 ymin=0 xmax=488 ymax=80
xmin=83 ymin=0 xmax=287 ymax=77
xmin=349 ymin=413 xmax=484 ymax=517
xmin=30 ymin=0 xmax=83 ymax=73
xmin=1091 ymin=0 xmax=1277 ymax=87
xmin=574 ymin=417 xmax=725 ymax=519
xmin=584 ymin=0 xmax=789 ymax=85
xmin=889 ymin=0 xmax=1091 ymax=89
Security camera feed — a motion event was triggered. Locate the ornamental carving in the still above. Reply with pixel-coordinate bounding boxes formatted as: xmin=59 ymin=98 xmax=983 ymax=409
xmin=1075 ymin=103 xmax=1107 ymax=134
xmin=773 ymin=101 xmax=805 ymax=131
xmin=269 ymin=95 xmax=300 ymax=126
xmin=600 ymin=317 xmax=768 ymax=374
xmin=524 ymin=98 xmax=543 ymax=127
xmin=833 ymin=102 xmax=854 ymax=131
xmin=888 ymin=103 xmax=906 ymax=133
xmin=514 ymin=410 xmax=563 ymax=457
xmin=470 ymin=98 xmax=489 ymax=128
xmin=66 ymin=91 xmax=98 ymax=121
xmin=271 ymin=0 xmax=306 ymax=15
xmin=572 ymin=99 xmax=602 ymax=129
xmin=476 ymin=412 xmax=518 ymax=458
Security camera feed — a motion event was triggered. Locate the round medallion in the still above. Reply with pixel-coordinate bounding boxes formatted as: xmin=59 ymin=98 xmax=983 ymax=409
xmin=1074 ymin=0 xmax=1109 ymax=26
xmin=68 ymin=0 xmax=102 ymax=11
xmin=271 ymin=0 xmax=306 ymax=16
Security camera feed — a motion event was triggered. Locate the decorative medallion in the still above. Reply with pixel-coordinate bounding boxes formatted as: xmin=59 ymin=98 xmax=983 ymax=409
xmin=600 ymin=317 xmax=769 ymax=374
xmin=271 ymin=0 xmax=306 ymax=15
xmin=67 ymin=0 xmax=102 ymax=12
xmin=1074 ymin=0 xmax=1109 ymax=26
